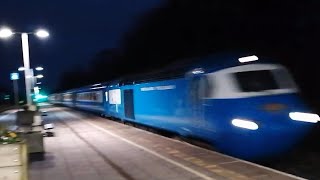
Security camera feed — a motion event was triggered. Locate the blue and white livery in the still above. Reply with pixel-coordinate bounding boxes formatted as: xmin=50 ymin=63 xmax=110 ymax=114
xmin=49 ymin=53 xmax=319 ymax=160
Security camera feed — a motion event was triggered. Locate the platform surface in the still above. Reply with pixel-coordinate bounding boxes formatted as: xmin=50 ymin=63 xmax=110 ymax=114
xmin=2 ymin=107 xmax=304 ymax=180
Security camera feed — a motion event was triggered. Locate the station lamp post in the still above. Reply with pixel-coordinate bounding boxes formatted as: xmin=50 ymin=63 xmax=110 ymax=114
xmin=0 ymin=27 xmax=49 ymax=106
xmin=18 ymin=66 xmax=44 ymax=97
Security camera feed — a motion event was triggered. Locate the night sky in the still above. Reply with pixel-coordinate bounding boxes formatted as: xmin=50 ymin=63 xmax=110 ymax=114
xmin=0 ymin=1 xmax=320 ymax=109
xmin=0 ymin=0 xmax=162 ymax=93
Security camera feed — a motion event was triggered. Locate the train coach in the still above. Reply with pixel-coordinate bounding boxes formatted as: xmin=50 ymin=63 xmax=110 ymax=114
xmin=49 ymin=52 xmax=320 ymax=161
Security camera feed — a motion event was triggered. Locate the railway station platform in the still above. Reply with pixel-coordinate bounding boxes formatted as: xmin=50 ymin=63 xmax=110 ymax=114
xmin=2 ymin=106 xmax=306 ymax=180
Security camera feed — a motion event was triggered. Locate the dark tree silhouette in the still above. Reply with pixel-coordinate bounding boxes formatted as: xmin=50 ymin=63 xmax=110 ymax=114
xmin=57 ymin=0 xmax=320 ymax=109
xmin=55 ymin=66 xmax=90 ymax=92
xmin=88 ymin=49 xmax=126 ymax=82
xmin=119 ymin=0 xmax=320 ymax=107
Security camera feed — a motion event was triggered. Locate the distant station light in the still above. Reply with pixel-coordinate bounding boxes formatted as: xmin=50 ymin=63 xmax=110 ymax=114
xmin=34 ymin=94 xmax=48 ymax=103
xmin=18 ymin=67 xmax=25 ymax=71
xmin=36 ymin=74 xmax=44 ymax=79
xmin=91 ymin=86 xmax=106 ymax=90
xmin=92 ymin=83 xmax=101 ymax=87
xmin=4 ymin=95 xmax=10 ymax=100
xmin=238 ymin=55 xmax=259 ymax=63
xmin=35 ymin=67 xmax=44 ymax=71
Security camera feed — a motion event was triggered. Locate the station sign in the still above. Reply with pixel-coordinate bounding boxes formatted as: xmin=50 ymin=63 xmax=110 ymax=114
xmin=10 ymin=73 xmax=19 ymax=80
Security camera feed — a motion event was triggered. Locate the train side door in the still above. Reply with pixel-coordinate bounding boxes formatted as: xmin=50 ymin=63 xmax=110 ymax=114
xmin=124 ymin=89 xmax=135 ymax=120
xmin=189 ymin=75 xmax=210 ymax=124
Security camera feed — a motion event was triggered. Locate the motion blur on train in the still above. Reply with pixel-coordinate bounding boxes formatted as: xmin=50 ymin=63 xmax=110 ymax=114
xmin=49 ymin=53 xmax=320 ymax=161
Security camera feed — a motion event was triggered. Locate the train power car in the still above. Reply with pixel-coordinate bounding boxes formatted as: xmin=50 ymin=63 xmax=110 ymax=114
xmin=49 ymin=53 xmax=320 ymax=161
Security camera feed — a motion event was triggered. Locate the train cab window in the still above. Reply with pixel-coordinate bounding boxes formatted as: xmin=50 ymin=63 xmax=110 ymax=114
xmin=235 ymin=70 xmax=279 ymax=92
xmin=272 ymin=68 xmax=296 ymax=89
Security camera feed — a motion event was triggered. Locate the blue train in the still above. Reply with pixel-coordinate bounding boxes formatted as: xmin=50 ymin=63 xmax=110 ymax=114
xmin=49 ymin=53 xmax=319 ymax=161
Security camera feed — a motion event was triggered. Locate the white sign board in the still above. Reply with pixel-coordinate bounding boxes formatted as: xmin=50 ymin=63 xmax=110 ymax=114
xmin=109 ymin=89 xmax=121 ymax=104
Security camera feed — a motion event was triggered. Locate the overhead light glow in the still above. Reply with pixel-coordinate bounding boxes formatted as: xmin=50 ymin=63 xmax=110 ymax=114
xmin=238 ymin=55 xmax=259 ymax=63
xmin=289 ymin=112 xmax=319 ymax=123
xmin=35 ymin=29 xmax=49 ymax=38
xmin=18 ymin=67 xmax=25 ymax=71
xmin=232 ymin=119 xmax=259 ymax=130
xmin=191 ymin=68 xmax=204 ymax=74
xmin=36 ymin=82 xmax=42 ymax=85
xmin=35 ymin=67 xmax=44 ymax=71
xmin=0 ymin=28 xmax=13 ymax=38
xmin=92 ymin=83 xmax=101 ymax=87
xmin=36 ymin=74 xmax=44 ymax=79
xmin=90 ymin=86 xmax=106 ymax=90
xmin=34 ymin=94 xmax=48 ymax=100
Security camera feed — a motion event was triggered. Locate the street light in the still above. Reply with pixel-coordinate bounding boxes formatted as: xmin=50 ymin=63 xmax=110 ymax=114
xmin=0 ymin=28 xmax=13 ymax=38
xmin=35 ymin=74 xmax=44 ymax=79
xmin=35 ymin=30 xmax=49 ymax=38
xmin=18 ymin=67 xmax=25 ymax=71
xmin=35 ymin=66 xmax=43 ymax=71
xmin=0 ymin=27 xmax=49 ymax=106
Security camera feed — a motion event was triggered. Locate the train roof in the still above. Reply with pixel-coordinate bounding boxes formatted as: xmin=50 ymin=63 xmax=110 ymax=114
xmin=53 ymin=52 xmax=279 ymax=94
xmin=120 ymin=52 xmax=277 ymax=84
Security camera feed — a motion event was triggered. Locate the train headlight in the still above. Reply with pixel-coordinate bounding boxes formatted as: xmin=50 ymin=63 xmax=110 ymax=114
xmin=289 ymin=112 xmax=320 ymax=123
xmin=231 ymin=119 xmax=259 ymax=130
